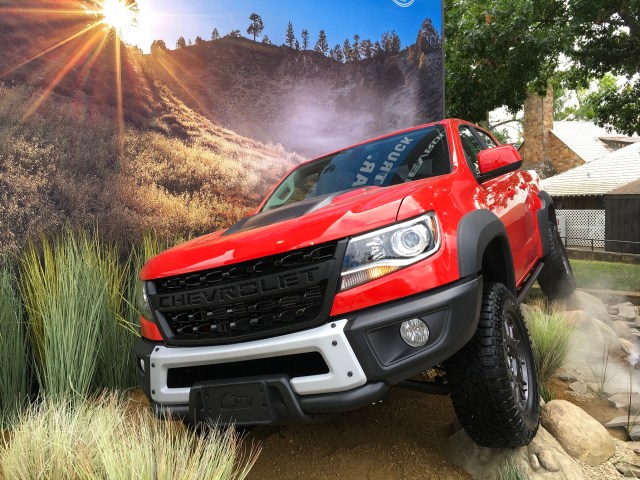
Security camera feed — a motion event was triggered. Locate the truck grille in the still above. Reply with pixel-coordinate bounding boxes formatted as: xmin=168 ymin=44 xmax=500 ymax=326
xmin=148 ymin=242 xmax=343 ymax=346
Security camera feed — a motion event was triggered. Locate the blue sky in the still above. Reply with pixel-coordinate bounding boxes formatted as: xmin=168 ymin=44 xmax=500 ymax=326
xmin=132 ymin=0 xmax=442 ymax=52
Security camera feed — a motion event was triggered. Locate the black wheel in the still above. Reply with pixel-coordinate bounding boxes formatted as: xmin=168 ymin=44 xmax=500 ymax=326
xmin=446 ymin=282 xmax=540 ymax=447
xmin=538 ymin=220 xmax=576 ymax=299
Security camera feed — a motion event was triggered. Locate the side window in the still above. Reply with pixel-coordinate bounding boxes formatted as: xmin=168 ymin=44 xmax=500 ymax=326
xmin=459 ymin=126 xmax=484 ymax=175
xmin=476 ymin=129 xmax=498 ymax=149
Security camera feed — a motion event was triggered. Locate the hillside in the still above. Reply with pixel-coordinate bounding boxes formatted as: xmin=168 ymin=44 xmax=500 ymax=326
xmin=147 ymin=37 xmax=444 ymax=157
xmin=0 ymin=0 xmax=443 ymax=253
xmin=0 ymin=0 xmax=300 ymax=254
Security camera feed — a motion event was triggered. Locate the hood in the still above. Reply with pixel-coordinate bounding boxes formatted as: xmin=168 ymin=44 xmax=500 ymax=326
xmin=140 ymin=181 xmax=426 ymax=280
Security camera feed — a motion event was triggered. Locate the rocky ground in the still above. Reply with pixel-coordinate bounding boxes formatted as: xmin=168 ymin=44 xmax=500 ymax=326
xmin=245 ymin=291 xmax=640 ymax=479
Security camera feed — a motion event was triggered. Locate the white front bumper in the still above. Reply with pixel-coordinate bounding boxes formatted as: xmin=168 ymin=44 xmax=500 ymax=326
xmin=149 ymin=320 xmax=367 ymax=405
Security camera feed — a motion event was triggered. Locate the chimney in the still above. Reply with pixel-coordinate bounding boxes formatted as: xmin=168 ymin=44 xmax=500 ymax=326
xmin=521 ymin=85 xmax=554 ymax=169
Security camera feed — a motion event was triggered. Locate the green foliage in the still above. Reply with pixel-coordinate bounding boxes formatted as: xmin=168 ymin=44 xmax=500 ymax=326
xmin=285 ymin=21 xmax=295 ymax=48
xmin=499 ymin=459 xmax=529 ymax=480
xmin=0 ymin=260 xmax=29 ymax=427
xmin=445 ymin=0 xmax=566 ymax=121
xmin=247 ymin=13 xmax=264 ymax=42
xmin=526 ymin=301 xmax=574 ymax=401
xmin=315 ymin=30 xmax=329 ymax=56
xmin=0 ymin=393 xmax=260 ymax=480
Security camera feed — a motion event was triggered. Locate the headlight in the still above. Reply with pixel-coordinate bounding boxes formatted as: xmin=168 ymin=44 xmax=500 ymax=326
xmin=340 ymin=213 xmax=440 ymax=291
xmin=136 ymin=280 xmax=154 ymax=321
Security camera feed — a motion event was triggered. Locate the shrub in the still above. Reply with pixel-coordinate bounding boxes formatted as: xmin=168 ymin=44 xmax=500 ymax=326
xmin=0 ymin=259 xmax=29 ymax=427
xmin=20 ymin=231 xmax=114 ymax=398
xmin=0 ymin=393 xmax=260 ymax=479
xmin=525 ymin=300 xmax=574 ymax=401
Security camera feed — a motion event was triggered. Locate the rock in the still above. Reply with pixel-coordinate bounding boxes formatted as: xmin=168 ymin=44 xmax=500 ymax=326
xmin=609 ymin=393 xmax=640 ymax=413
xmin=557 ymin=369 xmax=579 ymax=383
xmin=566 ymin=310 xmax=623 ymax=356
xmin=566 ymin=291 xmax=611 ymax=322
xmin=529 ymin=453 xmax=541 ymax=472
xmin=612 ymin=320 xmax=633 ymax=339
xmin=541 ymin=399 xmax=615 ymax=466
xmin=625 ymin=441 xmax=640 ymax=454
xmin=606 ymin=415 xmax=632 ymax=428
xmin=538 ymin=450 xmax=560 ymax=472
xmin=449 ymin=427 xmax=585 ymax=480
xmin=569 ymin=381 xmax=588 ymax=394
xmin=609 ymin=306 xmax=621 ymax=316
xmin=615 ymin=303 xmax=639 ymax=321
xmin=629 ymin=425 xmax=640 ymax=441
xmin=620 ymin=338 xmax=638 ymax=357
xmin=616 ymin=461 xmax=640 ymax=477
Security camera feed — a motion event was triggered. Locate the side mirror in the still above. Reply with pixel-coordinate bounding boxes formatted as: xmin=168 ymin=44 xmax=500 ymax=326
xmin=477 ymin=145 xmax=523 ymax=180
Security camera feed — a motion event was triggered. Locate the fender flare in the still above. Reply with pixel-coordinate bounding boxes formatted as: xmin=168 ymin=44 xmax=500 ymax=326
xmin=537 ymin=190 xmax=554 ymax=258
xmin=456 ymin=209 xmax=517 ymax=295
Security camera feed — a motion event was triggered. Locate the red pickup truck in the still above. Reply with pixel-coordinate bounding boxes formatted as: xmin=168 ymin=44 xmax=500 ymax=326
xmin=134 ymin=119 xmax=574 ymax=447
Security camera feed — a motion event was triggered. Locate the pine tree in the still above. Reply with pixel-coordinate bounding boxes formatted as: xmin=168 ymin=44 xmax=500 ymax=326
xmin=373 ymin=40 xmax=382 ymax=56
xmin=352 ymin=34 xmax=361 ymax=61
xmin=295 ymin=39 xmax=300 ymax=50
xmin=262 ymin=35 xmax=272 ymax=45
xmin=343 ymin=38 xmax=352 ymax=62
xmin=301 ymin=29 xmax=309 ymax=50
xmin=211 ymin=28 xmax=220 ymax=40
xmin=315 ymin=30 xmax=329 ymax=56
xmin=194 ymin=36 xmax=204 ymax=45
xmin=361 ymin=39 xmax=373 ymax=59
xmin=150 ymin=40 xmax=167 ymax=55
xmin=247 ymin=13 xmax=264 ymax=42
xmin=227 ymin=29 xmax=242 ymax=38
xmin=188 ymin=38 xmax=192 ymax=46
xmin=330 ymin=44 xmax=344 ymax=62
xmin=285 ymin=21 xmax=295 ymax=48
xmin=176 ymin=36 xmax=186 ymax=48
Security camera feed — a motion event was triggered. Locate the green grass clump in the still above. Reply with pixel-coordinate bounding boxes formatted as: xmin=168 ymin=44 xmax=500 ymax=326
xmin=0 ymin=393 xmax=260 ymax=479
xmin=571 ymin=259 xmax=640 ymax=292
xmin=20 ymin=231 xmax=118 ymax=398
xmin=525 ymin=300 xmax=574 ymax=401
xmin=498 ymin=459 xmax=529 ymax=480
xmin=0 ymin=259 xmax=29 ymax=427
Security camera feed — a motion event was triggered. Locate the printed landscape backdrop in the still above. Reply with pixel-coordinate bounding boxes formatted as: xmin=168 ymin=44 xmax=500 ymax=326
xmin=0 ymin=0 xmax=444 ymax=253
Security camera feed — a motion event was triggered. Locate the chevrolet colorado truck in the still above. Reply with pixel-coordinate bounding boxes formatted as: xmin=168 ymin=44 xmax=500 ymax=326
xmin=134 ymin=119 xmax=575 ymax=447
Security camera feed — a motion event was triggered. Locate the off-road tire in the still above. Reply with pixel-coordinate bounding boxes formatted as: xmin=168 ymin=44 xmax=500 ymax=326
xmin=538 ymin=221 xmax=576 ymax=299
xmin=446 ymin=282 xmax=540 ymax=447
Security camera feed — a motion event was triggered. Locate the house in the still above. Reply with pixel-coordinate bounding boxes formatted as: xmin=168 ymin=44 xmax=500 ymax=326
xmin=540 ymin=142 xmax=640 ymax=251
xmin=520 ymin=86 xmax=637 ymax=175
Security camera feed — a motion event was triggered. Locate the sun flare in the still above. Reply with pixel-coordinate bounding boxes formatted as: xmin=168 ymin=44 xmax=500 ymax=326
xmin=99 ymin=0 xmax=137 ymax=32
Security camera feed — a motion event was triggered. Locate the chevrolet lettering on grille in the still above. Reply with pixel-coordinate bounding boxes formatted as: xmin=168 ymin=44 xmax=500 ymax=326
xmin=153 ymin=262 xmax=333 ymax=311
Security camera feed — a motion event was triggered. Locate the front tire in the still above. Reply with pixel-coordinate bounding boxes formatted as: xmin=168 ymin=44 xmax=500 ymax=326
xmin=538 ymin=221 xmax=576 ymax=299
xmin=447 ymin=282 xmax=540 ymax=447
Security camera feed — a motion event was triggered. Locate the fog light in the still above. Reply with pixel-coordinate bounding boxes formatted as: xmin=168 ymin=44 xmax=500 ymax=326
xmin=400 ymin=318 xmax=430 ymax=347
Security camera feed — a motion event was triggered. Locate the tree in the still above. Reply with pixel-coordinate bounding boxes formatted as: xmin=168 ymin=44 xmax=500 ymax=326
xmin=301 ymin=29 xmax=309 ymax=50
xmin=330 ymin=44 xmax=344 ymax=62
xmin=315 ymin=30 xmax=329 ymax=56
xmin=211 ymin=28 xmax=220 ymax=40
xmin=361 ymin=39 xmax=373 ymax=59
xmin=187 ymin=38 xmax=192 ymax=46
xmin=176 ymin=36 xmax=186 ymax=49
xmin=444 ymin=0 xmax=568 ymax=122
xmin=285 ymin=21 xmax=295 ymax=48
xmin=373 ymin=41 xmax=382 ymax=56
xmin=380 ymin=31 xmax=402 ymax=53
xmin=150 ymin=39 xmax=167 ymax=55
xmin=295 ymin=39 xmax=300 ymax=50
xmin=227 ymin=29 xmax=242 ymax=38
xmin=342 ymin=38 xmax=352 ymax=62
xmin=352 ymin=34 xmax=361 ymax=61
xmin=247 ymin=13 xmax=264 ymax=42
xmin=194 ymin=36 xmax=204 ymax=45
xmin=262 ymin=35 xmax=272 ymax=45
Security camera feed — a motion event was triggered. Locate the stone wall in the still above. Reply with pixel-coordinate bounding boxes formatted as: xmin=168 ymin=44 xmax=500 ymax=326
xmin=521 ymin=85 xmax=554 ymax=171
xmin=547 ymin=132 xmax=584 ymax=174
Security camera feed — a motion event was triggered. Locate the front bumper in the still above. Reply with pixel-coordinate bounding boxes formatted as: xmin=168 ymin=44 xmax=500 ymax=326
xmin=135 ymin=275 xmax=482 ymax=425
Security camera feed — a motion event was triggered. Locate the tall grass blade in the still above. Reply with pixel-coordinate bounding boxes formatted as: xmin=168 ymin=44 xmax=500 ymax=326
xmin=0 ymin=259 xmax=29 ymax=427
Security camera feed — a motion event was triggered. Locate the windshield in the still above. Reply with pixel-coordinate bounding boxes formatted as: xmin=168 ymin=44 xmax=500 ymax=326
xmin=262 ymin=125 xmax=450 ymax=212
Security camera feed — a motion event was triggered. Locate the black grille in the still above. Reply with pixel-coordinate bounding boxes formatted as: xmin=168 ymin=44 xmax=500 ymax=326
xmin=148 ymin=242 xmax=343 ymax=346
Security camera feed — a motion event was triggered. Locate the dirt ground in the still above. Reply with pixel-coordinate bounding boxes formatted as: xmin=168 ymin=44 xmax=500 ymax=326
xmin=246 ymin=388 xmax=471 ymax=480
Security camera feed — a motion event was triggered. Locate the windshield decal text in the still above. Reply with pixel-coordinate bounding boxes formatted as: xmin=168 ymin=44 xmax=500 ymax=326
xmin=352 ymin=136 xmax=414 ymax=187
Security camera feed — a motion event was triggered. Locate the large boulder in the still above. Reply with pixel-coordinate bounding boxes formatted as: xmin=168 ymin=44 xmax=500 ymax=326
xmin=541 ymin=400 xmax=615 ymax=466
xmin=565 ymin=310 xmax=622 ymax=355
xmin=566 ymin=291 xmax=611 ymax=323
xmin=449 ymin=427 xmax=585 ymax=479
